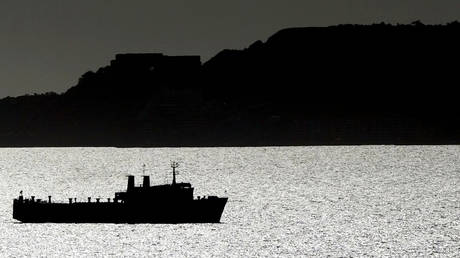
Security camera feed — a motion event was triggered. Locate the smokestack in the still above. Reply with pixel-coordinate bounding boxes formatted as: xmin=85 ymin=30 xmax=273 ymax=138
xmin=31 ymin=196 xmax=35 ymax=202
xmin=88 ymin=197 xmax=91 ymax=203
xmin=48 ymin=196 xmax=52 ymax=203
xmin=143 ymin=176 xmax=150 ymax=188
xmin=127 ymin=175 xmax=135 ymax=191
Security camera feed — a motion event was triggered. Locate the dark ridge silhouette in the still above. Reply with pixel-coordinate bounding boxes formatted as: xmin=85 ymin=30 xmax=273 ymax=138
xmin=1 ymin=22 xmax=459 ymax=147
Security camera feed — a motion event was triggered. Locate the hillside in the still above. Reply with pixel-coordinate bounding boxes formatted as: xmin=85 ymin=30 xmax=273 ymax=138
xmin=1 ymin=22 xmax=459 ymax=147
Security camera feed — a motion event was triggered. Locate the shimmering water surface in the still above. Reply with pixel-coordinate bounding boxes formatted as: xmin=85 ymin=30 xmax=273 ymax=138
xmin=0 ymin=146 xmax=459 ymax=257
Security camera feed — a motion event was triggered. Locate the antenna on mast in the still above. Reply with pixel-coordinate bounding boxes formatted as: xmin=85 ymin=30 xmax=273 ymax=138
xmin=171 ymin=161 xmax=179 ymax=185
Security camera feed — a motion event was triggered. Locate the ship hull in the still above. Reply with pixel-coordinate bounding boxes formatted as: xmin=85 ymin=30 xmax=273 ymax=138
xmin=13 ymin=198 xmax=227 ymax=223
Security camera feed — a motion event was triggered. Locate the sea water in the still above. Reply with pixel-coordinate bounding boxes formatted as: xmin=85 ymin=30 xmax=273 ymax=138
xmin=0 ymin=146 xmax=459 ymax=257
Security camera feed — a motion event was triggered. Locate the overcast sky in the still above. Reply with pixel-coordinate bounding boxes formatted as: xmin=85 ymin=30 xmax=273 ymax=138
xmin=1 ymin=0 xmax=459 ymax=98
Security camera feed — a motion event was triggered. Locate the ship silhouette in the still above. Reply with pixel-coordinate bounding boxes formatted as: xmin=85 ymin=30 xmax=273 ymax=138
xmin=13 ymin=162 xmax=228 ymax=223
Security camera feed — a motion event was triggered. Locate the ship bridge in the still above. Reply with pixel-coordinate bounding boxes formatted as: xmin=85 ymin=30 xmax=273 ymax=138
xmin=114 ymin=163 xmax=194 ymax=204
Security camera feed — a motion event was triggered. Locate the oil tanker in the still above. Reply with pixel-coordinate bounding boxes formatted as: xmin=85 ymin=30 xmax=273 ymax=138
xmin=13 ymin=162 xmax=228 ymax=223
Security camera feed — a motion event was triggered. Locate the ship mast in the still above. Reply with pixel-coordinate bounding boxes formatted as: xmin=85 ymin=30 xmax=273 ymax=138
xmin=171 ymin=161 xmax=179 ymax=185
